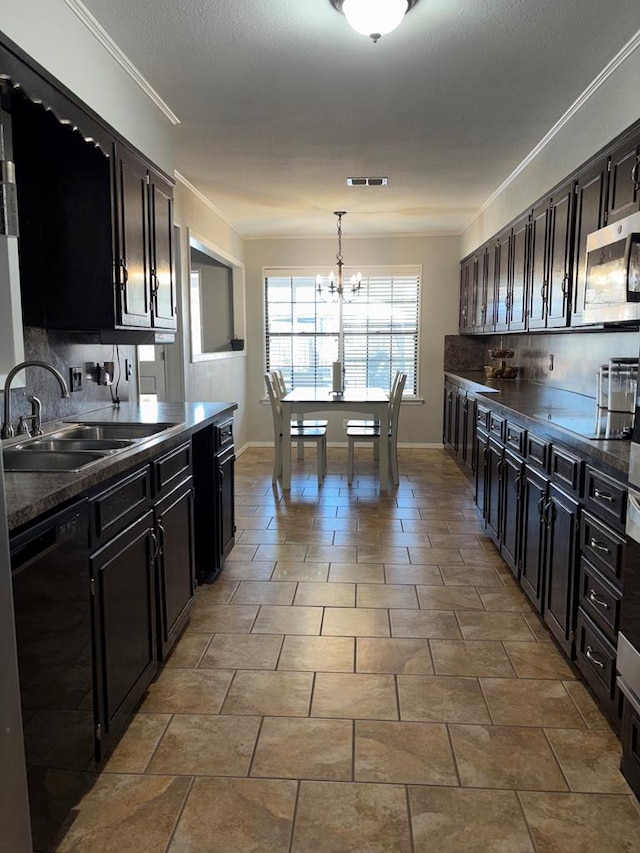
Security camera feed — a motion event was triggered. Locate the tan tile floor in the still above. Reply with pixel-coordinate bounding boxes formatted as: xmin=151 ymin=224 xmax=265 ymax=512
xmin=54 ymin=447 xmax=640 ymax=852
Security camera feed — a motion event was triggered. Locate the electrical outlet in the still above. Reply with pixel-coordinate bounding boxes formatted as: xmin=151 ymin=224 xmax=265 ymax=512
xmin=125 ymin=359 xmax=133 ymax=381
xmin=69 ymin=366 xmax=82 ymax=392
xmin=549 ymin=353 xmax=554 ymax=371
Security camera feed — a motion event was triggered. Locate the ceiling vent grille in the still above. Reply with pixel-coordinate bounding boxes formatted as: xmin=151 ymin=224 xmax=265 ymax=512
xmin=346 ymin=177 xmax=388 ymax=187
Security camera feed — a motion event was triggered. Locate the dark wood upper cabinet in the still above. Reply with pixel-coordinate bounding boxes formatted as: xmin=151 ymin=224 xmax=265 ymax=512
xmin=494 ymin=228 xmax=511 ymax=332
xmin=458 ymin=255 xmax=475 ymax=333
xmin=510 ymin=214 xmax=530 ymax=331
xmin=482 ymin=243 xmax=497 ymax=332
xmin=570 ymin=158 xmax=607 ymax=325
xmin=528 ymin=200 xmax=550 ymax=330
xmin=10 ymin=81 xmax=175 ymax=341
xmin=546 ymin=181 xmax=574 ymax=328
xmin=607 ymin=133 xmax=640 ymax=224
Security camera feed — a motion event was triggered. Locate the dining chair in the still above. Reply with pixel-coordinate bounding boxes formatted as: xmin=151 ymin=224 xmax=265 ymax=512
xmin=270 ymin=369 xmax=328 ymax=460
xmin=345 ymin=370 xmax=403 ymax=460
xmin=265 ymin=373 xmax=327 ymax=485
xmin=346 ymin=372 xmax=406 ymax=486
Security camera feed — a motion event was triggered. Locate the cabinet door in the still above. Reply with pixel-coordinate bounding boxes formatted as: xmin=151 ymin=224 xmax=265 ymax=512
xmin=571 ymin=160 xmax=607 ymax=325
xmin=485 ymin=438 xmax=503 ymax=545
xmin=217 ymin=446 xmax=236 ymax=560
xmin=461 ymin=395 xmax=476 ymax=471
xmin=459 ymin=260 xmax=471 ymax=332
xmin=546 ymin=182 xmax=573 ymax=328
xmin=543 ymin=484 xmax=580 ymax=655
xmin=607 ymin=134 xmax=640 ymax=224
xmin=528 ymin=200 xmax=550 ymax=329
xmin=91 ymin=511 xmax=156 ymax=760
xmin=483 ymin=243 xmax=498 ymax=332
xmin=501 ymin=449 xmax=523 ymax=578
xmin=115 ymin=148 xmax=151 ymax=328
xmin=520 ymin=465 xmax=548 ymax=611
xmin=510 ymin=216 xmax=529 ymax=331
xmin=155 ymin=480 xmax=196 ymax=660
xmin=149 ymin=172 xmax=177 ymax=330
xmin=474 ymin=255 xmax=487 ymax=329
xmin=494 ymin=229 xmax=511 ymax=331
xmin=474 ymin=429 xmax=489 ymax=520
xmin=443 ymin=382 xmax=455 ymax=447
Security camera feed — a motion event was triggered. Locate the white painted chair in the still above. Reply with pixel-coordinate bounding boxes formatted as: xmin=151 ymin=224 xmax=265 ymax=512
xmin=265 ymin=373 xmax=327 ymax=485
xmin=346 ymin=372 xmax=406 ymax=486
xmin=345 ymin=370 xmax=403 ymax=460
xmin=270 ymin=369 xmax=327 ymax=461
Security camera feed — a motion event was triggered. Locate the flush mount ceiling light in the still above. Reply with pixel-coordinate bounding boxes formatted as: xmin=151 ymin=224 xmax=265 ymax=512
xmin=331 ymin=0 xmax=419 ymax=43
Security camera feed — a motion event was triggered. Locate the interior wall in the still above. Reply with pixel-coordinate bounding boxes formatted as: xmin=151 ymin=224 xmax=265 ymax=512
xmin=462 ymin=40 xmax=640 ymax=255
xmin=1 ymin=0 xmax=173 ymax=172
xmin=171 ymin=181 xmax=248 ymax=450
xmin=243 ymin=234 xmax=461 ymax=447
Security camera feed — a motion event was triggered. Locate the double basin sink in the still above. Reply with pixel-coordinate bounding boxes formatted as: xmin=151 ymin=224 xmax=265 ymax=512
xmin=3 ymin=422 xmax=178 ymax=472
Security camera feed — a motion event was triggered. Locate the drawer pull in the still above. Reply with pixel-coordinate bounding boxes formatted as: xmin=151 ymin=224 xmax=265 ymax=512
xmin=585 ymin=646 xmax=605 ymax=669
xmin=588 ymin=590 xmax=609 ymax=610
xmin=589 ymin=538 xmax=610 ymax=554
xmin=594 ymin=489 xmax=614 ymax=503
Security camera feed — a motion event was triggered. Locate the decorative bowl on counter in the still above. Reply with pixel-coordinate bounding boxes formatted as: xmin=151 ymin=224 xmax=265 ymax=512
xmin=484 ymin=364 xmax=519 ymax=380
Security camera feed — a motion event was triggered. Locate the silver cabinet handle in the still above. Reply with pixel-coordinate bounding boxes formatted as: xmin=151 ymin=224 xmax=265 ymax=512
xmin=588 ymin=590 xmax=609 ymax=610
xmin=589 ymin=538 xmax=610 ymax=553
xmin=586 ymin=646 xmax=605 ymax=669
xmin=594 ymin=489 xmax=614 ymax=503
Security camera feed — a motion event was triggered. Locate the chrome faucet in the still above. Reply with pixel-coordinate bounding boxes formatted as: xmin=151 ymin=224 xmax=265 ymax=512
xmin=2 ymin=360 xmax=70 ymax=439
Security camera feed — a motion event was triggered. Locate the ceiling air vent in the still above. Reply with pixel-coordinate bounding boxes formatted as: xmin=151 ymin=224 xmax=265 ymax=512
xmin=346 ymin=177 xmax=388 ymax=187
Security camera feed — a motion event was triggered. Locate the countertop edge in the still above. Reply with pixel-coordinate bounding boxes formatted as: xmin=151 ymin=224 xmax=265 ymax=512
xmin=5 ymin=402 xmax=237 ymax=531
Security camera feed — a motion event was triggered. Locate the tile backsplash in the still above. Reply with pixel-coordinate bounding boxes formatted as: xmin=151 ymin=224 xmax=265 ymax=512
xmin=445 ymin=329 xmax=640 ymax=398
xmin=0 ymin=327 xmax=138 ymax=432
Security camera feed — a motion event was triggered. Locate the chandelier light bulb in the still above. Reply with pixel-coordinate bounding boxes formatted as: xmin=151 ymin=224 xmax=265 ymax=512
xmin=341 ymin=0 xmax=409 ymax=42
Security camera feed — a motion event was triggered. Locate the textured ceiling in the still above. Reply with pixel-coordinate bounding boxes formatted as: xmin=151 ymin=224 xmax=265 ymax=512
xmin=79 ymin=0 xmax=640 ymax=238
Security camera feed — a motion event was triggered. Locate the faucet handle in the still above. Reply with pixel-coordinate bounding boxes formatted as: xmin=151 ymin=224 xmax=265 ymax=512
xmin=27 ymin=395 xmax=43 ymax=436
xmin=17 ymin=415 xmax=33 ymax=436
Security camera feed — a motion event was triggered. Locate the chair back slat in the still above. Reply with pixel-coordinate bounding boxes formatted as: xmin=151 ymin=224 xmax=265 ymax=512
xmin=264 ymin=373 xmax=283 ymax=437
xmin=271 ymin=369 xmax=287 ymax=399
xmin=389 ymin=373 xmax=407 ymax=437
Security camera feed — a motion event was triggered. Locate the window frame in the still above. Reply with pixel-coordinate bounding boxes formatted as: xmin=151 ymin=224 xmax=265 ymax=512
xmin=264 ymin=265 xmax=421 ymax=396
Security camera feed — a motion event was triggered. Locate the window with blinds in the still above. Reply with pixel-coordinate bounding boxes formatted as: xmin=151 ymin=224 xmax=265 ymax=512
xmin=264 ymin=267 xmax=420 ymax=394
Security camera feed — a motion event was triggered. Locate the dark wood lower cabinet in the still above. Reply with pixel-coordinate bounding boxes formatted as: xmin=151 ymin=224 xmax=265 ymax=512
xmin=485 ymin=438 xmax=502 ymax=545
xmin=91 ymin=511 xmax=157 ymax=760
xmin=154 ymin=479 xmax=196 ymax=661
xmin=217 ymin=445 xmax=236 ymax=562
xmin=500 ymin=449 xmax=523 ymax=579
xmin=520 ymin=465 xmax=547 ymax=612
xmin=543 ymin=483 xmax=580 ymax=655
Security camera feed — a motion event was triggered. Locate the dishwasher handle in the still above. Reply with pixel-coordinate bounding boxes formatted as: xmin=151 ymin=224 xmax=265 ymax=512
xmin=10 ymin=499 xmax=89 ymax=574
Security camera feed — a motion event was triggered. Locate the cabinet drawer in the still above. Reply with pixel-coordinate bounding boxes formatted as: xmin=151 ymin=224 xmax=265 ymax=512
xmin=215 ymin=417 xmax=234 ymax=451
xmin=580 ymin=510 xmax=625 ymax=584
xmin=550 ymin=445 xmax=583 ymax=495
xmin=488 ymin=411 xmax=506 ymax=441
xmin=584 ymin=467 xmax=627 ymax=532
xmin=525 ymin=433 xmax=550 ymax=471
xmin=505 ymin=422 xmax=526 ymax=455
xmin=152 ymin=441 xmax=192 ymax=498
xmin=579 ymin=557 xmax=622 ymax=643
xmin=575 ymin=608 xmax=617 ymax=703
xmin=90 ymin=466 xmax=151 ymax=546
xmin=476 ymin=404 xmax=489 ymax=430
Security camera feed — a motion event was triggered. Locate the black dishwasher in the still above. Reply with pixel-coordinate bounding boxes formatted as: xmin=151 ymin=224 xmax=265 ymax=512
xmin=10 ymin=498 xmax=92 ymax=850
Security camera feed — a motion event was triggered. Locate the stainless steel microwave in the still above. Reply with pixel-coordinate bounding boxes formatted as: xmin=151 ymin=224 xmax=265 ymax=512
xmin=582 ymin=211 xmax=640 ymax=324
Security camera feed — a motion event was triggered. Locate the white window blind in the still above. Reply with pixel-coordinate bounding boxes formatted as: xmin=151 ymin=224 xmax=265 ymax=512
xmin=265 ymin=267 xmax=420 ymax=394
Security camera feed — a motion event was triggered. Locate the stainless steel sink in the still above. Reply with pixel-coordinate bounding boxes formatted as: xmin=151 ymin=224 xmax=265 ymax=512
xmin=17 ymin=438 xmax=135 ymax=452
xmin=55 ymin=422 xmax=177 ymax=441
xmin=3 ymin=449 xmax=107 ymax=472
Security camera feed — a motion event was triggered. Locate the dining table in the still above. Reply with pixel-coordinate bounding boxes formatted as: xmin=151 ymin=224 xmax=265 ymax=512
xmin=280 ymin=387 xmax=391 ymax=491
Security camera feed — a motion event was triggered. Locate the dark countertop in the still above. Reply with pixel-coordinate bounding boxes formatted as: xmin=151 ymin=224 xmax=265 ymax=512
xmin=444 ymin=371 xmax=631 ymax=477
xmin=3 ymin=402 xmax=236 ymax=531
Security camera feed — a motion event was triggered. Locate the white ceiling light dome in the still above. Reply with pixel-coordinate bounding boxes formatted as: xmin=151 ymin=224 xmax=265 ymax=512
xmin=333 ymin=0 xmax=418 ymax=42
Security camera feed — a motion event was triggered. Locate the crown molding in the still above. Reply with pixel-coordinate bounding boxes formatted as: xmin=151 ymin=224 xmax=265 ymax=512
xmin=465 ymin=26 xmax=640 ymax=234
xmin=174 ymin=171 xmax=237 ymax=229
xmin=64 ymin=0 xmax=180 ymax=125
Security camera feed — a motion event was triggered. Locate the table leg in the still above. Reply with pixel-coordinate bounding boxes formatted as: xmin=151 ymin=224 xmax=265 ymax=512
xmin=378 ymin=402 xmax=390 ymax=492
xmin=282 ymin=402 xmax=292 ymax=489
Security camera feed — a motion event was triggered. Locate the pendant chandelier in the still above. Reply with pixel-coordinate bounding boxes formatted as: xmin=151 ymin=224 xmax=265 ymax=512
xmin=316 ymin=211 xmax=362 ymax=303
xmin=331 ymin=0 xmax=419 ymax=43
